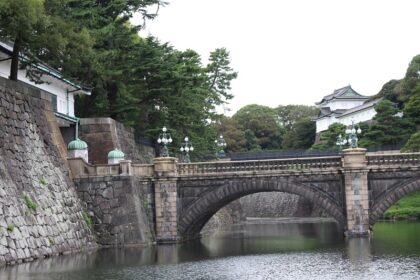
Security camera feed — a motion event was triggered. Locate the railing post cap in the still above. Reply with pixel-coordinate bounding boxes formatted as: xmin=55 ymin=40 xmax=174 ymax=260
xmin=342 ymin=148 xmax=367 ymax=154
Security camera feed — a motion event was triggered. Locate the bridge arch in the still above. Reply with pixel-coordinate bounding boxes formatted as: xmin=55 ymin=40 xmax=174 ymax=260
xmin=370 ymin=176 xmax=420 ymax=225
xmin=178 ymin=176 xmax=346 ymax=240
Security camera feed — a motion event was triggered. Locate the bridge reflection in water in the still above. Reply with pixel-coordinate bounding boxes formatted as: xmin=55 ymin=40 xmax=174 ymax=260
xmin=2 ymin=221 xmax=420 ymax=280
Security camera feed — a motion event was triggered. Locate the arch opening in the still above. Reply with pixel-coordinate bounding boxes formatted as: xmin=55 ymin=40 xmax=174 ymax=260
xmin=370 ymin=177 xmax=420 ymax=225
xmin=179 ymin=178 xmax=345 ymax=240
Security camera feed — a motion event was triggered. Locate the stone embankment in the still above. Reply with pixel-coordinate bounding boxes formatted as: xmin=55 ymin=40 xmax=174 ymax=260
xmin=240 ymin=192 xmax=325 ymax=218
xmin=0 ymin=77 xmax=96 ymax=266
xmin=74 ymin=176 xmax=155 ymax=246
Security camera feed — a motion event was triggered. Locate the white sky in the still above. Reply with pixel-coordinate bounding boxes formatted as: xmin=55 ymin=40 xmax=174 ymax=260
xmin=133 ymin=0 xmax=420 ymax=115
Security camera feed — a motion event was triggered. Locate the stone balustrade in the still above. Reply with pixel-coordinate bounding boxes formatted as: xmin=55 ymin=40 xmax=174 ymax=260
xmin=177 ymin=156 xmax=343 ymax=176
xmin=69 ymin=153 xmax=420 ymax=179
xmin=68 ymin=157 xmax=154 ymax=178
xmin=367 ymin=152 xmax=420 ymax=166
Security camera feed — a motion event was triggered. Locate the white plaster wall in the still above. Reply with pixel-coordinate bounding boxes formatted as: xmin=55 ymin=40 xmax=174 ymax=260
xmin=316 ymin=116 xmax=337 ymax=132
xmin=316 ymin=107 xmax=377 ymax=133
xmin=322 ymin=99 xmax=366 ymax=111
xmin=0 ymin=61 xmax=76 ymax=117
xmin=338 ymin=107 xmax=377 ymax=126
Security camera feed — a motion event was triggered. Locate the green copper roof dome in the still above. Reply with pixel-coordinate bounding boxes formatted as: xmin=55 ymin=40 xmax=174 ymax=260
xmin=67 ymin=138 xmax=88 ymax=150
xmin=108 ymin=148 xmax=125 ymax=159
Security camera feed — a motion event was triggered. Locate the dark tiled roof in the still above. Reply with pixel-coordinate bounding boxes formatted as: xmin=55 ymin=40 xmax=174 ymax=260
xmin=317 ymin=107 xmax=347 ymax=119
xmin=316 ymin=85 xmax=368 ymax=105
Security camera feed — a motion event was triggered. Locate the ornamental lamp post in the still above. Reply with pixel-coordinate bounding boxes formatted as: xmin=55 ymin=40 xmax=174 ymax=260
xmin=336 ymin=120 xmax=362 ymax=150
xmin=336 ymin=134 xmax=347 ymax=151
xmin=345 ymin=120 xmax=362 ymax=148
xmin=157 ymin=126 xmax=172 ymax=157
xmin=214 ymin=134 xmax=227 ymax=159
xmin=180 ymin=136 xmax=194 ymax=163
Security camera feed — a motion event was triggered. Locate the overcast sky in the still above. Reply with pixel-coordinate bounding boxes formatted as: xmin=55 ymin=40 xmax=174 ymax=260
xmin=133 ymin=0 xmax=420 ymax=115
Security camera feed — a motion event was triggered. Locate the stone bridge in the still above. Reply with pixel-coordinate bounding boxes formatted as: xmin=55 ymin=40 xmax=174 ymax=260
xmin=68 ymin=149 xmax=420 ymax=243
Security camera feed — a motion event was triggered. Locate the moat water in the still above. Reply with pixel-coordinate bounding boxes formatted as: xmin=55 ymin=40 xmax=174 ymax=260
xmin=2 ymin=219 xmax=420 ymax=280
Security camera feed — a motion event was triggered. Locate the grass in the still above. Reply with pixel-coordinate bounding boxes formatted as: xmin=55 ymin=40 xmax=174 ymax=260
xmin=82 ymin=210 xmax=93 ymax=229
xmin=6 ymin=224 xmax=14 ymax=232
xmin=23 ymin=193 xmax=38 ymax=212
xmin=48 ymin=237 xmax=55 ymax=245
xmin=383 ymin=190 xmax=420 ymax=219
xmin=39 ymin=177 xmax=48 ymax=186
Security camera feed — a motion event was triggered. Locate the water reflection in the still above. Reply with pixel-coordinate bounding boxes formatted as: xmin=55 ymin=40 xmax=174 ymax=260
xmin=1 ymin=220 xmax=420 ymax=280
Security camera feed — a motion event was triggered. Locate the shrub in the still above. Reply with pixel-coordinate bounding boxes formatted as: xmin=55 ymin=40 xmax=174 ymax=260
xmin=23 ymin=193 xmax=38 ymax=211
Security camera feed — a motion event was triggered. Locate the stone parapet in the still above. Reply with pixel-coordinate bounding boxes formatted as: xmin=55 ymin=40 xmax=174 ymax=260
xmin=153 ymin=157 xmax=178 ymax=177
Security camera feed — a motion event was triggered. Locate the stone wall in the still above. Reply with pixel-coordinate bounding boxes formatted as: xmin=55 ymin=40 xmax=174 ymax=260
xmin=79 ymin=118 xmax=155 ymax=165
xmin=74 ymin=176 xmax=155 ymax=246
xmin=0 ymin=77 xmax=97 ymax=266
xmin=239 ymin=192 xmax=325 ymax=218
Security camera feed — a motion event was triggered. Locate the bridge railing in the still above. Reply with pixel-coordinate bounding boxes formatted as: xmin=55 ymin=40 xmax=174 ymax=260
xmin=367 ymin=152 xmax=420 ymax=167
xmin=177 ymin=156 xmax=342 ymax=176
xmin=68 ymin=158 xmax=154 ymax=178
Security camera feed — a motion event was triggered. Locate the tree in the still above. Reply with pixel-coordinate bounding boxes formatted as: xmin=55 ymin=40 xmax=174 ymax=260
xmin=401 ymin=132 xmax=420 ymax=152
xmin=206 ymin=48 xmax=238 ymax=105
xmin=310 ymin=123 xmax=346 ymax=150
xmin=0 ymin=0 xmax=93 ymax=81
xmin=358 ymin=100 xmax=415 ymax=147
xmin=0 ymin=0 xmax=45 ymax=80
xmin=282 ymin=118 xmax=316 ymax=150
xmin=244 ymin=129 xmax=261 ymax=151
xmin=216 ymin=117 xmax=247 ymax=153
xmin=403 ymin=85 xmax=420 ymax=127
xmin=276 ymin=105 xmax=319 ymax=131
xmin=233 ymin=104 xmax=283 ymax=150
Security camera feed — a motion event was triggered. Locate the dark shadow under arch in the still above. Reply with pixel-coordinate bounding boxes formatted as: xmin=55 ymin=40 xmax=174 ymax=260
xmin=178 ymin=177 xmax=346 ymax=240
xmin=370 ymin=177 xmax=420 ymax=225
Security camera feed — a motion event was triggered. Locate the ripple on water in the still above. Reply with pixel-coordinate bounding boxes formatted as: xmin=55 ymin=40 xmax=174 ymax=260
xmin=123 ymin=251 xmax=420 ymax=280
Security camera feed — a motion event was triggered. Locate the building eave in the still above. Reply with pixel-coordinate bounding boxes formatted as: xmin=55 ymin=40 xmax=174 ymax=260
xmin=0 ymin=41 xmax=92 ymax=96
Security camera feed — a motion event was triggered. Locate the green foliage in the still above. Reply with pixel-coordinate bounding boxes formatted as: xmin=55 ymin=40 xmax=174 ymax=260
xmin=6 ymin=224 xmax=14 ymax=232
xmin=3 ymin=0 xmax=234 ymax=160
xmin=244 ymin=129 xmax=261 ymax=151
xmin=358 ymin=100 xmax=415 ymax=147
xmin=310 ymin=123 xmax=346 ymax=150
xmin=401 ymin=132 xmax=420 ymax=152
xmin=282 ymin=118 xmax=316 ymax=150
xmin=233 ymin=104 xmax=283 ymax=150
xmin=82 ymin=210 xmax=93 ymax=229
xmin=48 ymin=237 xmax=55 ymax=245
xmin=0 ymin=0 xmax=94 ymax=81
xmin=23 ymin=193 xmax=37 ymax=212
xmin=276 ymin=105 xmax=319 ymax=131
xmin=403 ymin=85 xmax=420 ymax=127
xmin=39 ymin=177 xmax=47 ymax=186
xmin=383 ymin=190 xmax=420 ymax=219
xmin=215 ymin=116 xmax=247 ymax=153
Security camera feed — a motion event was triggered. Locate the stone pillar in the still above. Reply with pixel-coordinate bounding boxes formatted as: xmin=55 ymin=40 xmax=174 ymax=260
xmin=68 ymin=149 xmax=89 ymax=163
xmin=119 ymin=160 xmax=132 ymax=175
xmin=153 ymin=157 xmax=180 ymax=243
xmin=342 ymin=148 xmax=370 ymax=236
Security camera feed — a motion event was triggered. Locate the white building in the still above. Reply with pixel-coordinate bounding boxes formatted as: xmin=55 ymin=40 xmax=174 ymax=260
xmin=0 ymin=40 xmax=91 ymax=143
xmin=315 ymin=85 xmax=381 ymax=133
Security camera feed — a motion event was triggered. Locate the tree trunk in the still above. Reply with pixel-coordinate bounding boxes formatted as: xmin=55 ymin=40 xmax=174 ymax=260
xmin=9 ymin=36 xmax=22 ymax=81
xmin=107 ymin=80 xmax=118 ymax=120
